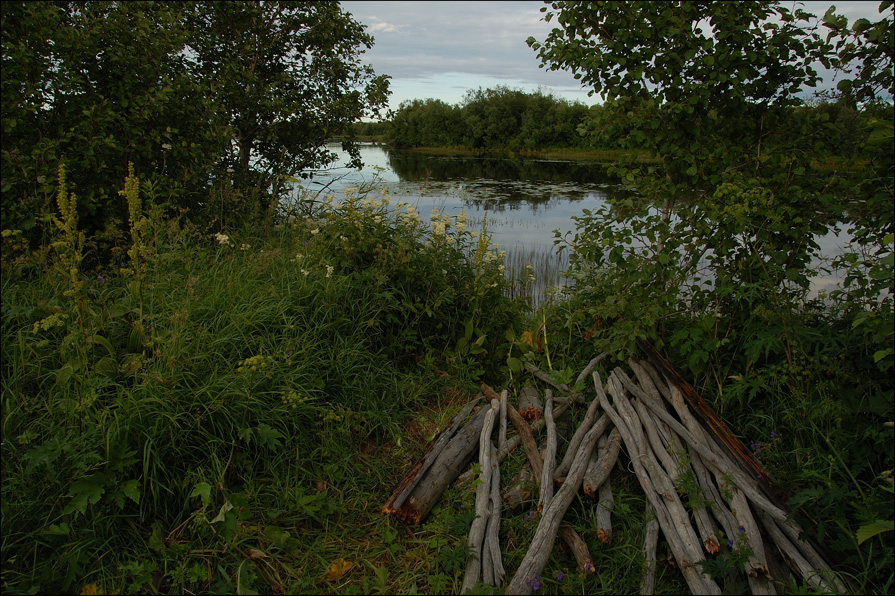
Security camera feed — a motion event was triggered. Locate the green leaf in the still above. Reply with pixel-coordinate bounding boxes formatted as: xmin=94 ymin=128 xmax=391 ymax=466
xmin=40 ymin=523 xmax=71 ymax=536
xmin=128 ymin=324 xmax=146 ymax=352
xmin=95 ymin=357 xmax=119 ymax=378
xmin=88 ymin=334 xmax=115 ymax=357
xmin=210 ymin=500 xmax=233 ymax=524
xmin=121 ymin=479 xmax=141 ymax=504
xmin=190 ymin=481 xmax=213 ymax=507
xmin=856 ymin=520 xmax=894 ymax=544
xmin=63 ymin=478 xmax=106 ymax=516
xmin=256 ymin=423 xmax=285 ymax=450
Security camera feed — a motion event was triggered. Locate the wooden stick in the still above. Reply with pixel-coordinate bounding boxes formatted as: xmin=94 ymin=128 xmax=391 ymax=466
xmin=505 ymin=410 xmax=606 ymax=595
xmin=640 ymin=500 xmax=661 ymax=595
xmin=559 ymin=523 xmax=596 ymax=573
xmin=597 ymin=470 xmax=614 ymax=544
xmin=457 ymin=384 xmax=573 ymax=485
xmin=461 ymin=400 xmax=499 ymax=593
xmin=616 ymin=370 xmax=790 ymax=524
xmin=597 ymin=370 xmax=720 ymax=595
xmin=384 ymin=395 xmax=482 ymax=512
xmin=756 ymin=509 xmax=844 ymax=595
xmin=555 ymin=393 xmax=602 ymax=478
xmin=538 ymin=390 xmax=556 ymax=513
xmin=499 ymin=389 xmax=508 ymax=455
xmin=583 ymin=427 xmax=621 ymax=497
xmin=486 ymin=441 xmax=505 ymax=585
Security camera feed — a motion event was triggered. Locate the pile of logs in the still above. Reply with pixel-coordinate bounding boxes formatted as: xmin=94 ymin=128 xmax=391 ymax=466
xmin=382 ymin=344 xmax=847 ymax=595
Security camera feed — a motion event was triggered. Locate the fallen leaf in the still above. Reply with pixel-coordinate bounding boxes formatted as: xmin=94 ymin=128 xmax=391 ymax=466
xmin=325 ymin=558 xmax=354 ymax=581
xmin=246 ymin=548 xmax=268 ymax=559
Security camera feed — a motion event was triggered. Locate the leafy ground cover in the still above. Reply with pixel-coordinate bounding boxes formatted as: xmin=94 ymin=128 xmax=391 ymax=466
xmin=2 ymin=170 xmax=892 ymax=595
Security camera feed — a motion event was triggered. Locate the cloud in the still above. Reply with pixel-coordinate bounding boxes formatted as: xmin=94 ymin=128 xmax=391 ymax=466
xmin=365 ymin=17 xmax=399 ymax=33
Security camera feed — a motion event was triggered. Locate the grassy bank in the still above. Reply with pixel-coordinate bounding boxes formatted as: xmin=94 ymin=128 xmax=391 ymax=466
xmin=2 ymin=175 xmax=892 ymax=594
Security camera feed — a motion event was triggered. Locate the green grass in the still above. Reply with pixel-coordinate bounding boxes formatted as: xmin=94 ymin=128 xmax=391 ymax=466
xmin=1 ymin=179 xmax=892 ymax=595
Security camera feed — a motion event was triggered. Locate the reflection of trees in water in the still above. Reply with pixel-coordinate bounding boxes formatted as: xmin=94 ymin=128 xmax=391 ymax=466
xmin=388 ymin=150 xmax=615 ymax=184
xmin=387 ymin=149 xmax=632 ymax=211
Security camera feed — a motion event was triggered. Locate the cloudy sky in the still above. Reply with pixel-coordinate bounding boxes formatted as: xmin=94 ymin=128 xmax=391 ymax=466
xmin=340 ymin=1 xmax=888 ymax=113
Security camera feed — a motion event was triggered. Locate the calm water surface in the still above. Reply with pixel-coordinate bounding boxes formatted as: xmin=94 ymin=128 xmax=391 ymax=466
xmin=293 ymin=143 xmax=851 ymax=304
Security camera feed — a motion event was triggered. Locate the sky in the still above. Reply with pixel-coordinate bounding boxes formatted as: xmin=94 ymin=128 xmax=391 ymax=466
xmin=339 ymin=1 xmax=888 ymax=115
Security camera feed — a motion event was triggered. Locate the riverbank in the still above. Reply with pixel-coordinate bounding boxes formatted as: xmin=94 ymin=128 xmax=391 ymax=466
xmin=2 ymin=184 xmax=891 ymax=595
xmin=339 ymin=136 xmax=660 ymax=164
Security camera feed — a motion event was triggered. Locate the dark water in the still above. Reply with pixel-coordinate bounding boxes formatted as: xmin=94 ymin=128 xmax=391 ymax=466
xmin=293 ymin=143 xmax=851 ymax=305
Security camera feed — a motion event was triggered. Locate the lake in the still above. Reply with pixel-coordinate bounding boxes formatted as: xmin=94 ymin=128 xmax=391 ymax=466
xmin=291 ymin=143 xmax=851 ymax=307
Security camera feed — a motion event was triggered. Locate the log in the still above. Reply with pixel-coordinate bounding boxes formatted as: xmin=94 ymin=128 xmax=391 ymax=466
xmin=502 ymin=464 xmax=534 ymax=511
xmin=518 ymin=385 xmax=542 ymax=421
xmin=596 ymin=370 xmax=721 ymax=595
xmin=583 ymin=427 xmax=621 ymax=497
xmin=555 ymin=393 xmax=602 ymax=478
xmin=597 ymin=471 xmax=614 ymax=544
xmin=505 ymin=410 xmax=606 ymax=595
xmin=537 ymin=390 xmax=557 ymax=513
xmin=499 ymin=389 xmax=508 ymax=454
xmin=461 ymin=400 xmax=499 ymax=593
xmin=640 ymin=501 xmax=661 ymax=595
xmin=559 ymin=523 xmax=596 ymax=573
xmin=384 ymin=395 xmax=482 ymax=513
xmin=486 ymin=441 xmax=505 ymax=585
xmin=756 ymin=509 xmax=844 ymax=595
xmin=383 ymin=404 xmax=490 ymax=524
xmin=456 ymin=384 xmax=573 ymax=486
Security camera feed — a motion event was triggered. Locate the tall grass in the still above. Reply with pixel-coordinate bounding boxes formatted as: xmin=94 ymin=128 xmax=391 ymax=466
xmin=0 ymin=175 xmax=525 ymax=594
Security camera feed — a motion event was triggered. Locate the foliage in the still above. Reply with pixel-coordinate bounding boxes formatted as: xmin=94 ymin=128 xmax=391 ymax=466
xmin=0 ymin=165 xmax=524 ymax=593
xmin=389 ymin=86 xmax=592 ymax=151
xmin=184 ymin=0 xmax=390 ymax=220
xmin=1 ymin=0 xmax=389 ymax=246
xmin=529 ymin=0 xmax=894 ymax=591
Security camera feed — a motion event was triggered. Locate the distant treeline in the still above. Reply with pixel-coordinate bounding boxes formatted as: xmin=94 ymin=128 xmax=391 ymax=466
xmin=353 ymin=85 xmax=880 ymax=160
xmin=353 ymin=86 xmax=594 ymax=150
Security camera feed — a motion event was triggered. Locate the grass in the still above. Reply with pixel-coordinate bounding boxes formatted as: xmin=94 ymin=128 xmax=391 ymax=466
xmin=1 ymin=175 xmax=892 ymax=595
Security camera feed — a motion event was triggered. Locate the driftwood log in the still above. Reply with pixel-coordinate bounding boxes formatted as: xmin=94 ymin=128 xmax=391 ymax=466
xmin=381 ymin=347 xmax=846 ymax=595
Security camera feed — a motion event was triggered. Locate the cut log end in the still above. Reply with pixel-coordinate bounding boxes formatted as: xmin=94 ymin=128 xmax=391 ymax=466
xmin=380 ymin=503 xmax=423 ymax=525
xmin=597 ymin=528 xmax=612 ymax=544
xmin=519 ymin=408 xmax=541 ymax=422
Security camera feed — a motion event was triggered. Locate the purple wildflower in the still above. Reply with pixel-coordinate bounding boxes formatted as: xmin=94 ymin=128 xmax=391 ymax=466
xmin=737 ymin=526 xmax=746 ymax=534
xmin=555 ymin=571 xmax=563 ymax=581
xmin=584 ymin=561 xmax=594 ymax=573
xmin=727 ymin=539 xmax=734 ymax=549
xmin=527 ymin=576 xmax=541 ymax=591
xmin=97 ymin=275 xmax=106 ymax=284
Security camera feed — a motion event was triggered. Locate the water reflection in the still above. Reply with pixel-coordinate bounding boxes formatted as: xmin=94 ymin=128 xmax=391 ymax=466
xmin=294 ymin=143 xmax=851 ymax=306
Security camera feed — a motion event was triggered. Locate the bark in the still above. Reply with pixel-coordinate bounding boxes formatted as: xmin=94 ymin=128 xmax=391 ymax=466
xmin=518 ymin=385 xmax=543 ymax=422
xmin=383 ymin=404 xmax=490 ymax=524
xmin=537 ymin=390 xmax=557 ymax=513
xmin=583 ymin=427 xmax=621 ymax=497
xmin=505 ymin=412 xmax=606 ymax=595
xmin=640 ymin=501 xmax=661 ymax=595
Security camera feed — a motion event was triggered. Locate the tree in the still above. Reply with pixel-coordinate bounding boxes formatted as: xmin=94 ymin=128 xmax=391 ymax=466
xmin=1 ymin=1 xmax=225 ymax=237
xmin=184 ymin=1 xmax=390 ymax=216
xmin=1 ymin=1 xmax=390 ymax=240
xmin=527 ymin=1 xmax=892 ymax=360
